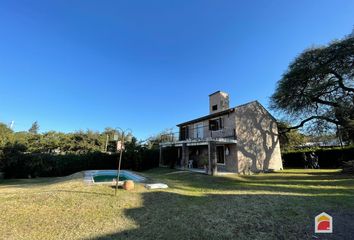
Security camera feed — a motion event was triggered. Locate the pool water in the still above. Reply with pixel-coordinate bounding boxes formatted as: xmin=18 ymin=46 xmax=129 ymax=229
xmin=84 ymin=170 xmax=146 ymax=184
xmin=93 ymin=174 xmax=129 ymax=183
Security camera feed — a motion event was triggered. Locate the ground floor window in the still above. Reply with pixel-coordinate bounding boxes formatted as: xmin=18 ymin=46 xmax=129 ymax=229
xmin=216 ymin=145 xmax=225 ymax=164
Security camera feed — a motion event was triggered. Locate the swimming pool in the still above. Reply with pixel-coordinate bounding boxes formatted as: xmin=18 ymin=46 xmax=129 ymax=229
xmin=84 ymin=170 xmax=146 ymax=184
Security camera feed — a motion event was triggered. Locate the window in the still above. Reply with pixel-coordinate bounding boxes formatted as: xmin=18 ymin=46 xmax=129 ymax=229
xmin=216 ymin=146 xmax=225 ymax=164
xmin=212 ymin=105 xmax=218 ymax=111
xmin=180 ymin=126 xmax=189 ymax=140
xmin=194 ymin=123 xmax=204 ymax=139
xmin=209 ymin=118 xmax=223 ymax=131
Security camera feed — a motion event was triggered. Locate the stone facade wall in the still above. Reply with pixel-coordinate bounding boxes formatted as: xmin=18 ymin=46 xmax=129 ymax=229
xmin=216 ymin=143 xmax=237 ymax=173
xmin=235 ymin=101 xmax=283 ymax=173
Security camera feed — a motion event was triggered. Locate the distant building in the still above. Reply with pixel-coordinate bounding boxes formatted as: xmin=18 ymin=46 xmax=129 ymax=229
xmin=298 ymin=139 xmax=342 ymax=148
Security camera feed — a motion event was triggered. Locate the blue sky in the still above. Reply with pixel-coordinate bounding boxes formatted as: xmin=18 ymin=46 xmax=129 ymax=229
xmin=0 ymin=0 xmax=353 ymax=140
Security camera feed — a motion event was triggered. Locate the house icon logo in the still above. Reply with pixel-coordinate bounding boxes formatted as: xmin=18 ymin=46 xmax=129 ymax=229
xmin=315 ymin=212 xmax=333 ymax=233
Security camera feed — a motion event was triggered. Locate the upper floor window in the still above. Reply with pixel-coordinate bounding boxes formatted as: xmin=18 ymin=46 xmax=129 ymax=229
xmin=194 ymin=123 xmax=204 ymax=139
xmin=212 ymin=105 xmax=218 ymax=111
xmin=179 ymin=126 xmax=189 ymax=140
xmin=209 ymin=118 xmax=223 ymax=131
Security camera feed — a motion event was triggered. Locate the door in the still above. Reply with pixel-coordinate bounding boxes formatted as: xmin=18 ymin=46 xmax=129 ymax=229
xmin=216 ymin=146 xmax=225 ymax=164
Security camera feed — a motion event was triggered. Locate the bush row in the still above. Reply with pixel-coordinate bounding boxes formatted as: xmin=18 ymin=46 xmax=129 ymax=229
xmin=1 ymin=149 xmax=159 ymax=179
xmin=160 ymin=146 xmax=179 ymax=168
xmin=282 ymin=147 xmax=354 ymax=168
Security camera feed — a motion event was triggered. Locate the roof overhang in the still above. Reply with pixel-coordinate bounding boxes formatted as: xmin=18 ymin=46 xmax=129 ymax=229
xmin=177 ymin=108 xmax=235 ymax=127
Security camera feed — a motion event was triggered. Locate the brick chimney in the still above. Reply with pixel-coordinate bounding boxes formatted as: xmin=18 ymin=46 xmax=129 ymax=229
xmin=209 ymin=91 xmax=229 ymax=114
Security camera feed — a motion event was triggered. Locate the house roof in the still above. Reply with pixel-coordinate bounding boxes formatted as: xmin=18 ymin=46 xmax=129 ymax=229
xmin=177 ymin=108 xmax=235 ymax=127
xmin=176 ymin=100 xmax=277 ymax=127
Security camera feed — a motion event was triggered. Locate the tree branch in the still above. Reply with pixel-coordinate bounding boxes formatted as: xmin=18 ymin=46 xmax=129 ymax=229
xmin=279 ymin=116 xmax=340 ymax=134
xmin=312 ymin=97 xmax=339 ymax=107
xmin=330 ymin=71 xmax=354 ymax=92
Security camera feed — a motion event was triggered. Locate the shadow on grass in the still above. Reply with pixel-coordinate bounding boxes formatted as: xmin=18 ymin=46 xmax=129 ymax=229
xmin=145 ymin=170 xmax=354 ymax=196
xmin=86 ymin=169 xmax=354 ymax=239
xmin=1 ymin=168 xmax=353 ymax=239
xmin=88 ymin=190 xmax=354 ymax=240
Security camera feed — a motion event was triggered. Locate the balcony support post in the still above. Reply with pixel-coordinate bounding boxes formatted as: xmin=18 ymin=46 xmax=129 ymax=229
xmin=181 ymin=143 xmax=188 ymax=169
xmin=159 ymin=146 xmax=163 ymax=166
xmin=208 ymin=141 xmax=217 ymax=175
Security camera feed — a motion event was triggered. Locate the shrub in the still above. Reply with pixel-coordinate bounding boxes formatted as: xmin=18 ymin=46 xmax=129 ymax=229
xmin=1 ymin=148 xmax=159 ymax=179
xmin=342 ymin=160 xmax=354 ymax=174
xmin=282 ymin=146 xmax=354 ymax=168
xmin=160 ymin=147 xmax=179 ymax=168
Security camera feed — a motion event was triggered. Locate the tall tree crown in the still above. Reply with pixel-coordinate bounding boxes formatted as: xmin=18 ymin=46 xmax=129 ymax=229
xmin=271 ymin=36 xmax=354 ymax=141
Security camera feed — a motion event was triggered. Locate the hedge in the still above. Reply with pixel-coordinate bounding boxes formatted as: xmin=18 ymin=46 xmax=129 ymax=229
xmin=1 ymin=149 xmax=159 ymax=179
xmin=160 ymin=147 xmax=179 ymax=168
xmin=282 ymin=146 xmax=354 ymax=168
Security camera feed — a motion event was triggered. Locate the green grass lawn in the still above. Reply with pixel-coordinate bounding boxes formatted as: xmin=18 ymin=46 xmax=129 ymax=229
xmin=1 ymin=168 xmax=353 ymax=240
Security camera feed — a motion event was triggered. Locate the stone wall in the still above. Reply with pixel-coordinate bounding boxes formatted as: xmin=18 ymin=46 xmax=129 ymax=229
xmin=216 ymin=143 xmax=237 ymax=173
xmin=235 ymin=101 xmax=283 ymax=173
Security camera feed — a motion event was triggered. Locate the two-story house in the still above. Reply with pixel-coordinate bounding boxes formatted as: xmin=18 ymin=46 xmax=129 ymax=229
xmin=159 ymin=91 xmax=283 ymax=175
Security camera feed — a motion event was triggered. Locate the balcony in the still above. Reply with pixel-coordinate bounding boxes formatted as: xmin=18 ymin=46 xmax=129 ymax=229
xmin=159 ymin=125 xmax=237 ymax=147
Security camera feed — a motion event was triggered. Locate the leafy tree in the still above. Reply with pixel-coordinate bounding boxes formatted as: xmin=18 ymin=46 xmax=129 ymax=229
xmin=0 ymin=123 xmax=13 ymax=148
xmin=277 ymin=121 xmax=306 ymax=151
xmin=146 ymin=128 xmax=175 ymax=149
xmin=0 ymin=123 xmax=14 ymax=170
xmin=271 ymin=36 xmax=354 ymax=141
xmin=101 ymin=128 xmax=135 ymax=152
xmin=28 ymin=121 xmax=40 ymax=134
xmin=13 ymin=131 xmax=29 ymax=146
xmin=101 ymin=128 xmax=119 ymax=152
xmin=39 ymin=131 xmax=61 ymax=153
xmin=27 ymin=133 xmax=42 ymax=153
xmin=0 ymin=121 xmax=143 ymax=155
